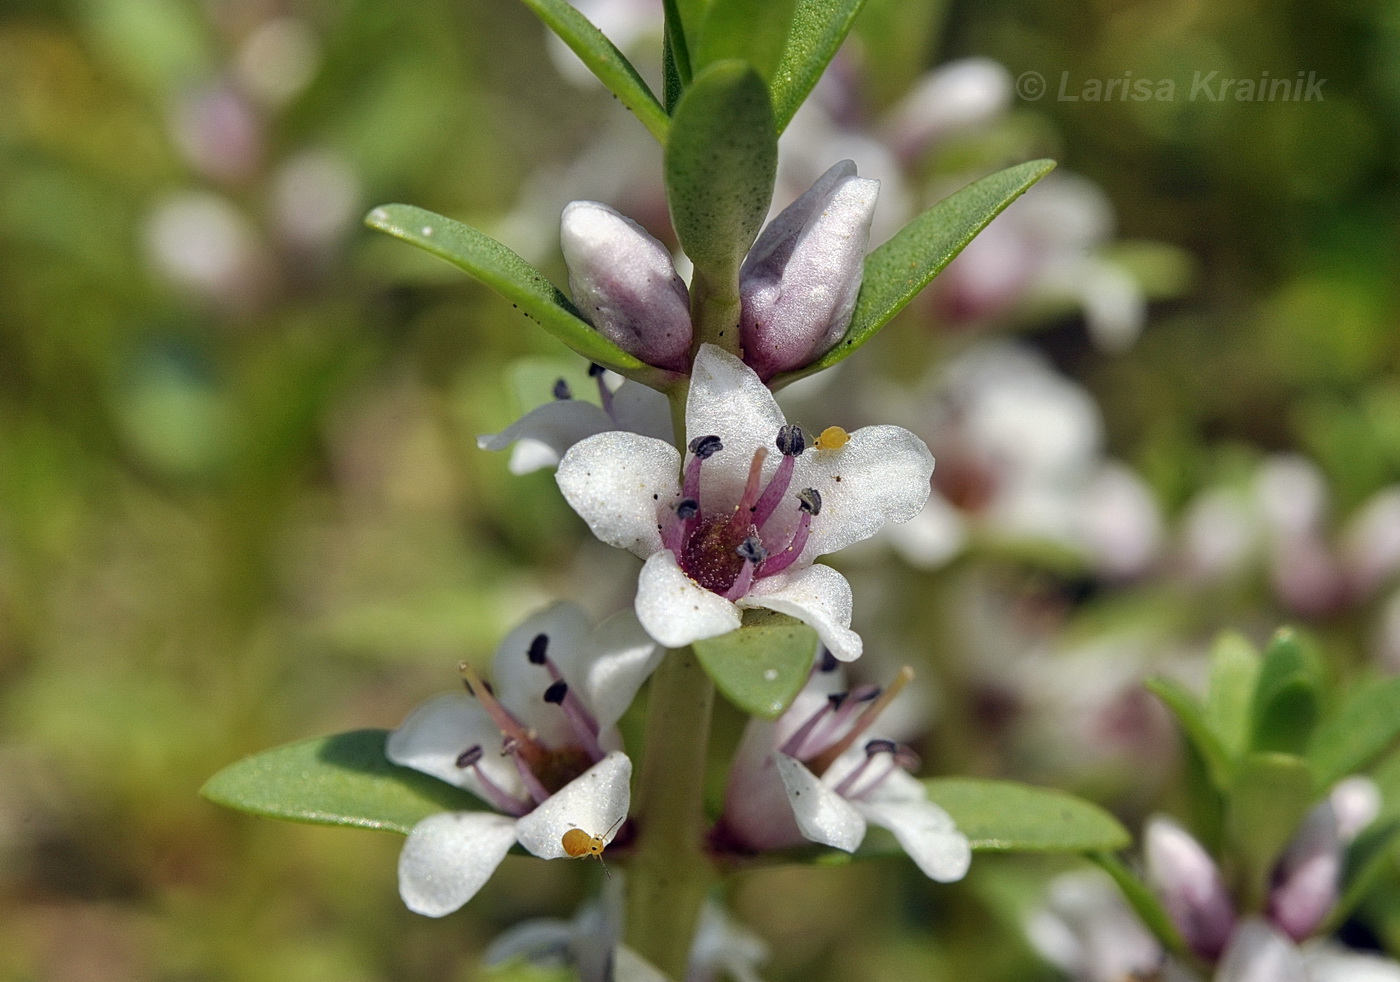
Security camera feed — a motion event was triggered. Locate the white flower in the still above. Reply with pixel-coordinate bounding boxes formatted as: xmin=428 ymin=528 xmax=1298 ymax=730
xmin=386 ymin=602 xmax=661 ymax=916
xmin=718 ymin=662 xmax=970 ymax=882
xmin=555 ymin=344 xmax=934 ymax=658
xmin=478 ymin=365 xmax=672 ymax=474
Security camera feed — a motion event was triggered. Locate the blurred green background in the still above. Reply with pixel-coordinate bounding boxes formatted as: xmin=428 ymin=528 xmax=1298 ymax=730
xmin=1 ymin=0 xmax=1397 ymax=979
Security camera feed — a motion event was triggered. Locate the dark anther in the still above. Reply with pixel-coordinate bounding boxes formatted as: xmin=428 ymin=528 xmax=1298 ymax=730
xmin=552 ymin=378 xmax=572 ymax=400
xmin=893 ymin=746 xmax=922 ymax=771
xmin=588 ymin=363 xmax=606 ymax=377
xmin=676 ymin=498 xmax=699 ymax=519
xmin=689 ymin=434 xmax=724 ymax=459
xmin=798 ymin=488 xmax=823 ymax=515
xmin=527 ymin=633 xmax=549 ymax=665
xmin=736 ymin=536 xmax=768 ymax=564
xmin=818 ymin=647 xmax=839 ymax=673
xmin=775 ymin=423 xmax=807 ymax=457
xmin=828 ymin=691 xmax=848 ymax=709
xmin=544 ymin=679 xmax=569 ymax=704
xmin=456 ymin=745 xmax=484 ymax=768
xmin=864 ymin=738 xmax=898 ymax=757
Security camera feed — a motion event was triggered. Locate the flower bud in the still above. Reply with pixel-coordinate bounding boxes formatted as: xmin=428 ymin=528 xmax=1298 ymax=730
xmin=1144 ymin=816 xmax=1236 ymax=961
xmin=1268 ymin=800 xmax=1342 ymax=942
xmin=560 ymin=200 xmax=692 ymax=371
xmin=739 ymin=160 xmax=879 ymax=379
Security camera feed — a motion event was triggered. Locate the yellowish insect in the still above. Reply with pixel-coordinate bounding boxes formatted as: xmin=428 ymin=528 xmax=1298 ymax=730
xmin=561 ymin=814 xmax=626 ymax=876
xmin=815 ymin=425 xmax=850 ymax=451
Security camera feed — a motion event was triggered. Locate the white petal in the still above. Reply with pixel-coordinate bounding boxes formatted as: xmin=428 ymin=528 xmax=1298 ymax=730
xmin=791 ymin=424 xmax=934 ymax=561
xmin=580 ymin=608 xmax=663 ymax=731
xmin=398 ymin=811 xmax=518 ymax=917
xmin=774 ymin=753 xmax=866 ymax=852
xmin=855 ymin=795 xmax=971 ymax=882
xmin=1302 ymin=942 xmax=1400 ymax=982
xmin=722 ymin=719 xmax=807 ymax=851
xmin=386 ymin=693 xmax=523 ymax=802
xmin=491 ymin=602 xmax=594 ymax=743
xmin=1215 ymin=920 xmax=1307 ymax=982
xmin=743 ymin=564 xmax=861 ymax=661
xmin=557 ymin=431 xmax=681 ymax=559
xmin=515 ymin=752 xmax=632 ymax=859
xmin=635 ymin=550 xmax=742 ymax=648
xmin=686 ymin=344 xmax=786 ymax=487
xmin=609 ymin=379 xmax=675 ymax=443
xmin=477 ymin=399 xmax=615 ymax=474
xmin=482 ymin=917 xmax=576 ymax=967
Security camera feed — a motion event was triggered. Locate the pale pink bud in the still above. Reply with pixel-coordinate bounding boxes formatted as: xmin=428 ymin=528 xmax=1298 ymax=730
xmin=739 ymin=160 xmax=878 ymax=379
xmin=1145 ymin=816 xmax=1236 ymax=961
xmin=560 ymin=200 xmax=692 ymax=371
xmin=1268 ymin=802 xmax=1342 ymax=941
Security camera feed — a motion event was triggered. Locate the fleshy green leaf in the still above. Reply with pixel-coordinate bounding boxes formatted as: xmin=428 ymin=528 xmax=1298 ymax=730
xmin=692 ymin=611 xmax=818 ymax=718
xmin=516 ymin=0 xmax=670 ymax=143
xmin=1090 ymin=851 xmax=1191 ymax=958
xmin=665 ymin=60 xmax=777 ymax=348
xmin=1205 ymin=632 xmax=1261 ymax=761
xmin=201 ymin=729 xmax=481 ymax=834
xmin=924 ymin=779 xmax=1131 ymax=853
xmin=1325 ymin=816 xmax=1400 ymax=932
xmin=1250 ymin=628 xmax=1321 ymax=756
xmin=1146 ymin=676 xmax=1233 ymax=792
xmin=773 ymin=159 xmax=1055 ymax=387
xmin=693 ymin=0 xmax=797 ymax=83
xmin=1309 ymin=676 xmax=1400 ymax=787
xmin=769 ymin=0 xmax=869 ymax=133
xmin=1226 ymin=752 xmax=1315 ymax=909
xmin=365 ymin=204 xmax=676 ymax=389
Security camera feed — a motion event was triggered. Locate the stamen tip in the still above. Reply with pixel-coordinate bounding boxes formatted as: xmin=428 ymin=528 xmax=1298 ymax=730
xmin=527 ymin=633 xmax=549 ymax=665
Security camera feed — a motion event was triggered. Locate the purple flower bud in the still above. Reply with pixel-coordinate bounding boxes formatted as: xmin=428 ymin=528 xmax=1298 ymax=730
xmin=738 ymin=160 xmax=879 ymax=380
xmin=1268 ymin=800 xmax=1342 ymax=942
xmin=1144 ymin=816 xmax=1236 ymax=961
xmin=560 ymin=200 xmax=692 ymax=372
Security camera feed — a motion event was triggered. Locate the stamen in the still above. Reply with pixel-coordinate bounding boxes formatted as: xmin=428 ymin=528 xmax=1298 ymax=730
xmin=847 ymin=745 xmax=920 ymax=801
xmin=724 ymin=536 xmax=767 ymax=600
xmin=588 ymin=363 xmax=606 ymax=377
xmin=775 ymin=424 xmax=807 ymax=457
xmin=817 ymin=647 xmax=840 ymax=673
xmin=552 ymin=378 xmax=572 ymax=400
xmin=755 ymin=507 xmax=812 ymax=577
xmin=540 ymin=680 xmax=607 ymax=762
xmin=780 ymin=700 xmax=837 ymax=758
xmin=731 ymin=448 xmax=770 ymax=520
xmin=751 ymin=429 xmax=801 ymax=527
xmin=683 ymin=435 xmax=723 ymax=501
xmin=459 ymin=662 xmax=547 ymax=766
xmin=807 ymin=667 xmax=915 ymax=776
xmin=832 ymin=740 xmax=897 ymax=797
xmin=527 ymin=634 xmax=549 ymax=665
xmin=663 ymin=498 xmax=699 ymax=553
xmin=591 ymin=365 xmax=615 ymax=419
xmin=455 ymin=743 xmax=533 ymax=815
xmin=503 ymin=736 xmax=553 ymax=805
xmin=805 ymin=685 xmax=880 ymax=753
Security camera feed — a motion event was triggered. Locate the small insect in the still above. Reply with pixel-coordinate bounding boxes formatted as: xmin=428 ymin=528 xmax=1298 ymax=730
xmin=815 ymin=425 xmax=850 ymax=451
xmin=560 ymin=814 xmax=626 ymax=877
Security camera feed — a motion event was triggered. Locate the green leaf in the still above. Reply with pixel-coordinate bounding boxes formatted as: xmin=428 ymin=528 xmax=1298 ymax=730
xmin=769 ymin=0 xmax=869 ymax=133
xmin=1250 ymin=628 xmax=1321 ymax=756
xmin=515 ymin=0 xmax=670 ymax=143
xmin=1325 ymin=816 xmax=1400 ymax=932
xmin=665 ymin=61 xmax=776 ymax=347
xmin=773 ymin=159 xmax=1055 ymax=387
xmin=1205 ymin=632 xmax=1260 ymax=761
xmin=925 ymin=779 xmax=1131 ymax=853
xmin=1309 ymin=676 xmax=1400 ymax=787
xmin=692 ymin=611 xmax=818 ymax=718
xmin=693 ymin=0 xmax=797 ymax=82
xmin=1226 ymin=752 xmax=1315 ymax=909
xmin=365 ymin=204 xmax=676 ymax=389
xmin=201 ymin=729 xmax=481 ymax=834
xmin=1090 ymin=851 xmax=1191 ymax=958
xmin=1146 ymin=676 xmax=1233 ymax=792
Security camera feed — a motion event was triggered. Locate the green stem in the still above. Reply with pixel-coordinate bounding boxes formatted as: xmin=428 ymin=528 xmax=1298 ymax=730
xmin=690 ymin=267 xmax=742 ymax=357
xmin=625 ymin=646 xmax=716 ymax=978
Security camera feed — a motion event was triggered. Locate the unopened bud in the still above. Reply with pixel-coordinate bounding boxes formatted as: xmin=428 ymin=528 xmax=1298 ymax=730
xmin=1144 ymin=816 xmax=1236 ymax=961
xmin=561 ymin=200 xmax=692 ymax=372
xmin=739 ymin=161 xmax=879 ymax=379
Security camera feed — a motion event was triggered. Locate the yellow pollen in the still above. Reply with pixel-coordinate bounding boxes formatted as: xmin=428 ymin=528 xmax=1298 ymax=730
xmin=816 ymin=426 xmax=850 ymax=451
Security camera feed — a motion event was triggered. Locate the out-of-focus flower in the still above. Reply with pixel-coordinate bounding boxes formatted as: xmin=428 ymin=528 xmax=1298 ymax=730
xmin=270 ymin=149 xmax=361 ymax=253
xmin=143 ymin=191 xmax=268 ymax=306
xmin=1024 ymin=869 xmax=1165 ymax=982
xmin=478 ymin=365 xmax=672 ymax=475
xmin=882 ymin=343 xmax=1161 ymax=576
xmin=718 ymin=660 xmax=970 ymax=882
xmin=168 ymin=81 xmax=264 ymax=185
xmin=386 ymin=603 xmax=660 ymax=915
xmin=1145 ymin=816 xmax=1237 ymax=961
xmin=556 ymin=345 xmax=933 ymax=657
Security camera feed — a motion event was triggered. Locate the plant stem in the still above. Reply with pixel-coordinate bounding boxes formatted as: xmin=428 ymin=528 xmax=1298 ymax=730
xmin=690 ymin=267 xmax=742 ymax=357
xmin=625 ymin=645 xmax=716 ymax=978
